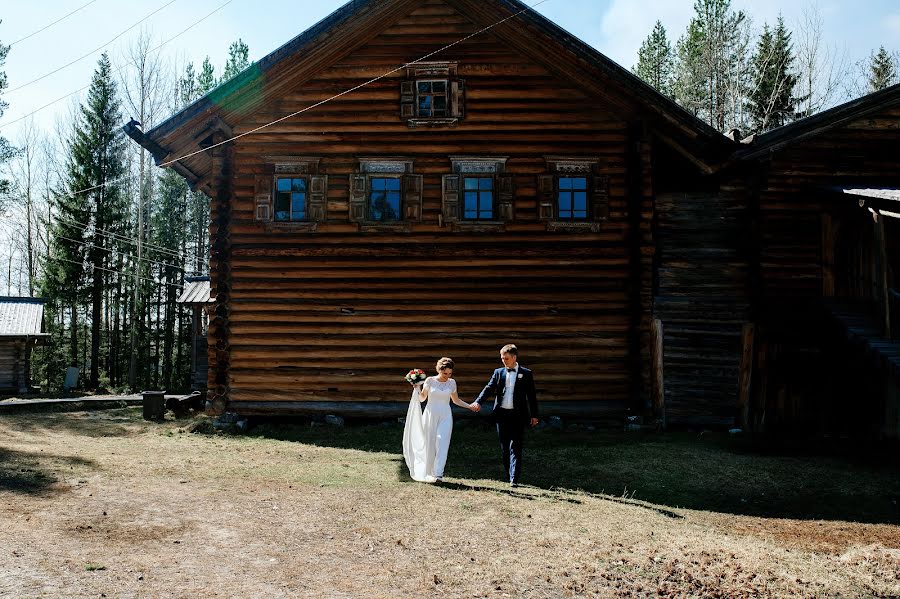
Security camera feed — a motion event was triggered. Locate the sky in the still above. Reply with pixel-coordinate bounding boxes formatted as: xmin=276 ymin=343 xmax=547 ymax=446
xmin=1 ymin=0 xmax=899 ymax=143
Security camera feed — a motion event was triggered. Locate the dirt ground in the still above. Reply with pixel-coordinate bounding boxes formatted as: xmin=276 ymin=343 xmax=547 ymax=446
xmin=0 ymin=408 xmax=898 ymax=598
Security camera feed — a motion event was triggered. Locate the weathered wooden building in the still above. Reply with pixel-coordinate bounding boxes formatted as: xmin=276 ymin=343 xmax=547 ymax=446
xmin=127 ymin=0 xmax=899 ymax=437
xmin=0 ymin=298 xmax=48 ymax=394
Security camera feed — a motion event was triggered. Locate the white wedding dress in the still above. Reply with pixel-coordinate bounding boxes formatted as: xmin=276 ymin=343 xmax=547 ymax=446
xmin=403 ymin=376 xmax=455 ymax=482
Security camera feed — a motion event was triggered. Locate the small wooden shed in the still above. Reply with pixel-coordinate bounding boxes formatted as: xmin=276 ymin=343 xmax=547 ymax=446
xmin=0 ymin=297 xmax=48 ymax=393
xmin=176 ymin=277 xmax=213 ymax=391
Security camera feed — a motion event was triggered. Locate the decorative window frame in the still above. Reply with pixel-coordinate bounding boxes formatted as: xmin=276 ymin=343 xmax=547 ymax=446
xmin=349 ymin=158 xmax=423 ymax=232
xmin=539 ymin=156 xmax=609 ymax=232
xmin=442 ymin=157 xmax=513 ymax=232
xmin=400 ymin=62 xmax=465 ymax=129
xmin=254 ymin=156 xmax=327 ymax=232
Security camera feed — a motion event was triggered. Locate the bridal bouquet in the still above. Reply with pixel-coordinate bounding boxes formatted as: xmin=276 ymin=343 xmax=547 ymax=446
xmin=405 ymin=369 xmax=427 ymax=386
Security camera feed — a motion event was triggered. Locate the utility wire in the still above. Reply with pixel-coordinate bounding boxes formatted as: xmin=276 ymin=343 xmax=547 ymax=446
xmin=6 ymin=0 xmax=181 ymax=94
xmin=55 ymin=233 xmax=187 ymax=273
xmin=53 ymin=214 xmax=194 ymax=262
xmin=3 ymin=0 xmax=233 ymax=128
xmin=9 ymin=0 xmax=100 ymax=47
xmin=50 ymin=254 xmax=185 ymax=290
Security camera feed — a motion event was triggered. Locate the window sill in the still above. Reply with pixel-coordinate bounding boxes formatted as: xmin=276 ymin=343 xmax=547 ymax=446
xmin=358 ymin=222 xmax=412 ymax=233
xmin=546 ymin=221 xmax=603 ymax=233
xmin=451 ymin=221 xmax=506 ymax=233
xmin=263 ymin=221 xmax=319 ymax=233
xmin=405 ymin=117 xmax=459 ymax=129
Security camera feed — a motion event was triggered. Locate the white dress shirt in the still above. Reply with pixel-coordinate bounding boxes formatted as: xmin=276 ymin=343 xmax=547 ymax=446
xmin=500 ymin=365 xmax=518 ymax=409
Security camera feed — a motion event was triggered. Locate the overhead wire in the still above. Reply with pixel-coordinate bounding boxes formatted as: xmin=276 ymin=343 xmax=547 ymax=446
xmin=8 ymin=0 xmax=101 ymax=48
xmin=49 ymin=254 xmax=187 ymax=290
xmin=6 ymin=0 xmax=181 ymax=94
xmin=3 ymin=0 xmax=234 ymax=128
xmin=55 ymin=233 xmax=188 ymax=273
xmin=54 ymin=213 xmax=195 ymax=261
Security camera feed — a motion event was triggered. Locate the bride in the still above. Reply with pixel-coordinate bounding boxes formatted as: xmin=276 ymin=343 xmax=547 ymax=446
xmin=403 ymin=357 xmax=479 ymax=483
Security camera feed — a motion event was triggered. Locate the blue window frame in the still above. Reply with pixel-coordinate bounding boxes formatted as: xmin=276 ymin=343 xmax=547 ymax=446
xmin=558 ymin=177 xmax=588 ymax=220
xmin=275 ymin=177 xmax=307 ymax=222
xmin=369 ymin=177 xmax=402 ymax=222
xmin=463 ymin=177 xmax=494 ymax=220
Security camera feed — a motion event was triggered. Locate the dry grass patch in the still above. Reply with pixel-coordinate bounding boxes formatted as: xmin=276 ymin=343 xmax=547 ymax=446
xmin=0 ymin=408 xmax=897 ymax=598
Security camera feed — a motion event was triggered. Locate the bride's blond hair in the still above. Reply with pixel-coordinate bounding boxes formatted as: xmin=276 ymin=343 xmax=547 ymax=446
xmin=435 ymin=357 xmax=454 ymax=371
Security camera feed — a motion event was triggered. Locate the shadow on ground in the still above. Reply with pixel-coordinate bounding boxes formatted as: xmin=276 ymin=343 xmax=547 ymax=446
xmin=2 ymin=409 xmax=139 ymax=439
xmin=0 ymin=447 xmax=97 ymax=495
xmin=247 ymin=417 xmax=900 ymax=525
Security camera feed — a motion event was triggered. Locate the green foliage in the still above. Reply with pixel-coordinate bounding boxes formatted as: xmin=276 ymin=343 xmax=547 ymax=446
xmin=221 ymin=39 xmax=250 ymax=83
xmin=746 ymin=16 xmax=801 ymax=133
xmin=868 ymin=46 xmax=897 ymax=92
xmin=0 ymin=27 xmax=14 ymax=201
xmin=197 ymin=57 xmax=216 ymax=95
xmin=633 ymin=21 xmax=674 ymax=96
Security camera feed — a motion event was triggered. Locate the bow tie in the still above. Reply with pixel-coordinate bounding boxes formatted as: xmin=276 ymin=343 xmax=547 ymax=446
xmin=506 ymin=368 xmax=516 ymax=372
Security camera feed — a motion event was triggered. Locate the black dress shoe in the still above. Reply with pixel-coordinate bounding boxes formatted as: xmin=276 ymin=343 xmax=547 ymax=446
xmin=510 ymin=481 xmax=519 ymax=488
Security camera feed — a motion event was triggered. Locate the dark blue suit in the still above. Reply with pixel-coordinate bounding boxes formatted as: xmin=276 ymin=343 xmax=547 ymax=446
xmin=474 ymin=365 xmax=539 ymax=484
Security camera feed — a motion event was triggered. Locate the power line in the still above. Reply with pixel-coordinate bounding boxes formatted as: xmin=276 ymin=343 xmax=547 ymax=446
xmin=3 ymin=0 xmax=233 ymax=128
xmin=6 ymin=0 xmax=181 ymax=95
xmin=162 ymin=0 xmax=552 ymax=167
xmin=55 ymin=233 xmax=187 ymax=273
xmin=53 ymin=214 xmax=193 ymax=262
xmin=9 ymin=0 xmax=100 ymax=47
xmin=49 ymin=254 xmax=185 ymax=290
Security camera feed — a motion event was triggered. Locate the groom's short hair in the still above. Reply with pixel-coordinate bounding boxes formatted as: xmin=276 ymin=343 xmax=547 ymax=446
xmin=500 ymin=344 xmax=518 ymax=356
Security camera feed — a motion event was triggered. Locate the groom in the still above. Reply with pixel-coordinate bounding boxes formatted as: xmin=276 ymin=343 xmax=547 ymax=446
xmin=473 ymin=344 xmax=539 ymax=487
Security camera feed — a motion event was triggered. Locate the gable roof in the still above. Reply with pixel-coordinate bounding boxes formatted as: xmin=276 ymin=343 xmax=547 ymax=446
xmin=126 ymin=0 xmax=732 ymax=190
xmin=0 ymin=297 xmax=47 ymax=337
xmin=734 ymin=82 xmax=900 ymax=162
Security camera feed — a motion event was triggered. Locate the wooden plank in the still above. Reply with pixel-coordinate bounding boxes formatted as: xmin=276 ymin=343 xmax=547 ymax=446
xmin=736 ymin=323 xmax=755 ymax=429
xmin=651 ymin=318 xmax=665 ymax=428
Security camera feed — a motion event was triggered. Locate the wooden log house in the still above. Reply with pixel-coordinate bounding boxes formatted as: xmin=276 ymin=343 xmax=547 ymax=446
xmin=126 ymin=0 xmax=900 ymax=437
xmin=0 ymin=297 xmax=48 ymax=394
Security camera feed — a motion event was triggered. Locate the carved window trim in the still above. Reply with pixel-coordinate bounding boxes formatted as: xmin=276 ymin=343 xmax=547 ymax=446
xmin=539 ymin=157 xmax=609 ymax=231
xmin=254 ymin=157 xmax=326 ymax=232
xmin=401 ymin=62 xmax=465 ymax=129
xmin=350 ymin=159 xmax=422 ymax=232
xmin=443 ymin=157 xmax=514 ymax=229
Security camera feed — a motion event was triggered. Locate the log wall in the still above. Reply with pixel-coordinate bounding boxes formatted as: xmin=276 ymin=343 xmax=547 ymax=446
xmin=209 ymin=0 xmax=651 ymax=416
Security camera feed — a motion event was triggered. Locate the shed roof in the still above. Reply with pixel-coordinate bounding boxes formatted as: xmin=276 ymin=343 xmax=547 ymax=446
xmin=0 ymin=297 xmax=48 ymax=337
xmin=177 ymin=277 xmax=212 ymax=305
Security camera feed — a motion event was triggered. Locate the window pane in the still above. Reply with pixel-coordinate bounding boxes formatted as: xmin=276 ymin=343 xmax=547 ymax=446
xmin=464 ymin=178 xmax=479 ymax=191
xmin=386 ymin=193 xmax=401 ymax=220
xmin=465 ymin=192 xmax=478 ymax=212
xmin=292 ymin=193 xmax=306 ymax=220
xmin=560 ymin=209 xmax=572 ymax=219
xmin=574 ymin=192 xmax=588 ymax=210
xmin=434 ymin=96 xmax=447 ymax=111
xmin=432 ymin=80 xmax=446 ymax=93
xmin=386 ymin=178 xmax=401 ymax=191
xmin=559 ymin=178 xmax=573 ymax=190
xmin=480 ymin=192 xmax=493 ymax=212
xmin=479 ymin=178 xmax=493 ymax=190
xmin=292 ymin=178 xmax=306 ymax=192
xmin=418 ymin=82 xmax=431 ymax=94
xmin=274 ymin=192 xmax=290 ymax=221
xmin=559 ymin=192 xmax=571 ymax=211
xmin=574 ymin=177 xmax=588 ymax=191
xmin=371 ymin=178 xmax=385 ymax=191
xmin=277 ymin=178 xmax=292 ymax=192
xmin=573 ymin=209 xmax=588 ymax=219
xmin=418 ymin=96 xmax=432 ymax=115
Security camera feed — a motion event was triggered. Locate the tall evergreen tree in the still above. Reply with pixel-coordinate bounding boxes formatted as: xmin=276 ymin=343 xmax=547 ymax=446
xmin=0 ymin=28 xmax=14 ymax=201
xmin=673 ymin=0 xmax=751 ymax=132
xmin=221 ymin=39 xmax=250 ymax=83
xmin=747 ymin=16 xmax=800 ymax=132
xmin=633 ymin=21 xmax=674 ymax=96
xmin=46 ymin=54 xmax=126 ymax=388
xmin=197 ymin=57 xmax=216 ymax=94
xmin=867 ymin=46 xmax=897 ymax=92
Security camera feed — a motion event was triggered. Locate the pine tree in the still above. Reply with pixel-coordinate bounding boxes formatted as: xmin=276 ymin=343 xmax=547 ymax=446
xmin=747 ymin=16 xmax=800 ymax=132
xmin=46 ymin=54 xmax=127 ymax=387
xmin=868 ymin=46 xmax=897 ymax=92
xmin=197 ymin=57 xmax=216 ymax=94
xmin=633 ymin=21 xmax=674 ymax=96
xmin=221 ymin=39 xmax=250 ymax=83
xmin=672 ymin=0 xmax=752 ymax=132
xmin=0 ymin=28 xmax=14 ymax=201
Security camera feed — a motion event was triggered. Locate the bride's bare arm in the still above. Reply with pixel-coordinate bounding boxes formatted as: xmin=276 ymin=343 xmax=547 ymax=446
xmin=416 ymin=379 xmax=428 ymax=402
xmin=450 ymin=390 xmax=477 ymax=411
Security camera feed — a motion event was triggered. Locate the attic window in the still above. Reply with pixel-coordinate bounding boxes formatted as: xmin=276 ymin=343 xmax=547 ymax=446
xmin=401 ymin=62 xmax=464 ymax=128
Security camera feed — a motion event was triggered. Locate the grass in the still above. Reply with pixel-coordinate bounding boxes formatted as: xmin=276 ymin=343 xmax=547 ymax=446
xmin=0 ymin=408 xmax=897 ymax=598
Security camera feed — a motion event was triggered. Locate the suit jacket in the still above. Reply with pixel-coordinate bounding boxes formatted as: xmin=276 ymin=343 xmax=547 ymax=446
xmin=474 ymin=365 xmax=539 ymax=424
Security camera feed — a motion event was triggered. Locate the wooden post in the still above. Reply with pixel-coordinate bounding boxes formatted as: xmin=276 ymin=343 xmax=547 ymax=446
xmin=873 ymin=213 xmax=891 ymax=338
xmin=737 ymin=323 xmax=755 ymax=430
xmin=821 ymin=213 xmax=836 ymax=298
xmin=650 ymin=318 xmax=665 ymax=429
